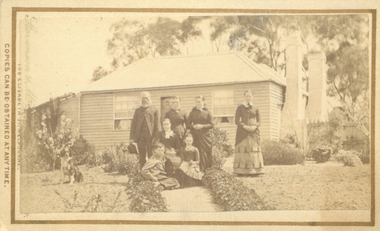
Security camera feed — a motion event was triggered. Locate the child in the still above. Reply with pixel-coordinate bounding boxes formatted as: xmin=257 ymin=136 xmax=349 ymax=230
xmin=141 ymin=142 xmax=180 ymax=190
xmin=178 ymin=134 xmax=204 ymax=187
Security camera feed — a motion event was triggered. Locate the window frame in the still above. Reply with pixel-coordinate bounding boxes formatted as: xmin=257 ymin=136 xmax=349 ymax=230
xmin=212 ymin=89 xmax=235 ymax=125
xmin=113 ymin=94 xmax=139 ymax=130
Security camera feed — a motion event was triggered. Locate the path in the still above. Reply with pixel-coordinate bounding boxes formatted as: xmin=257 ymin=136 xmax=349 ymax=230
xmin=161 ymin=186 xmax=223 ymax=212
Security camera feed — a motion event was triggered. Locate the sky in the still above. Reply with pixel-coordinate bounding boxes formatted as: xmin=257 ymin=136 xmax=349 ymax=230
xmin=19 ymin=13 xmax=212 ymax=106
xmin=18 ymin=12 xmax=368 ymax=108
xmin=21 ymin=16 xmax=113 ymax=106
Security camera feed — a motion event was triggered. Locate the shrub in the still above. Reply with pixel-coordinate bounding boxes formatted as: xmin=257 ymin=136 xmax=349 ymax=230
xmin=21 ymin=149 xmax=52 ymax=172
xmin=308 ymin=146 xmax=333 ymax=163
xmin=333 ymin=150 xmax=363 ymax=167
xmin=308 ymin=110 xmax=348 ymax=154
xmin=261 ymin=140 xmax=304 ymax=165
xmin=210 ymin=127 xmax=234 ymax=169
xmin=202 ymin=168 xmax=269 ymax=211
xmin=101 ymin=142 xmax=139 ymax=175
xmin=70 ymin=135 xmax=97 ymax=166
xmin=211 ymin=149 xmax=227 ymax=170
xmin=126 ymin=174 xmax=168 ymax=212
xmin=84 ymin=150 xmax=102 ymax=168
xmin=36 ymin=115 xmax=79 ymax=171
xmin=356 ymin=150 xmax=370 ymax=164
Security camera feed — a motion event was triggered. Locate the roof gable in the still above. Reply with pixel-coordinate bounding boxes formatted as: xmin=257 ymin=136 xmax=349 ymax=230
xmin=82 ymin=52 xmax=286 ymax=93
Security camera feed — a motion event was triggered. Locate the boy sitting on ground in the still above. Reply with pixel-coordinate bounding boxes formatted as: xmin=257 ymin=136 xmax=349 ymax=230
xmin=141 ymin=142 xmax=180 ymax=190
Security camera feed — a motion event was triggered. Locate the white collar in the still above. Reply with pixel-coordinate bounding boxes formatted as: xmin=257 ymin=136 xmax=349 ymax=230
xmin=185 ymin=146 xmax=194 ymax=151
xmin=164 ymin=130 xmax=174 ymax=139
xmin=243 ymin=102 xmax=253 ymax=107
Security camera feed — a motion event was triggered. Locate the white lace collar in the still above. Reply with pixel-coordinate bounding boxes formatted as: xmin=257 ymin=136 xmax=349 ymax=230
xmin=164 ymin=130 xmax=174 ymax=139
xmin=242 ymin=102 xmax=253 ymax=108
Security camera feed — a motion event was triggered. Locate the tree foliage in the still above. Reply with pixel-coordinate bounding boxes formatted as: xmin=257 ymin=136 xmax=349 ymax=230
xmin=92 ymin=17 xmax=204 ymax=81
xmin=94 ymin=15 xmax=370 ymax=135
xmin=209 ymin=14 xmax=370 ymax=135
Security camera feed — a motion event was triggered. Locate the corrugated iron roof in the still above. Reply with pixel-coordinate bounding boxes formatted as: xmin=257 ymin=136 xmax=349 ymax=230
xmin=82 ymin=52 xmax=286 ymax=93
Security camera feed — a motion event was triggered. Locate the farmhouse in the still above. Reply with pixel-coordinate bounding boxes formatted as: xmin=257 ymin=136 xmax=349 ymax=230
xmin=27 ymin=35 xmax=329 ymax=152
xmin=77 ymin=35 xmax=327 ymax=151
xmin=79 ymin=52 xmax=285 ymax=150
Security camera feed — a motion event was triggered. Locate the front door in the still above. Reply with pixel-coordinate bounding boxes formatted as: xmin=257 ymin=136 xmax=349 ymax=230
xmin=161 ymin=97 xmax=173 ymax=122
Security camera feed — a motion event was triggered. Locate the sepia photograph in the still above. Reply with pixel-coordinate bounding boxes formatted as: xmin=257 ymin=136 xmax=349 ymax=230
xmin=0 ymin=0 xmax=378 ymax=229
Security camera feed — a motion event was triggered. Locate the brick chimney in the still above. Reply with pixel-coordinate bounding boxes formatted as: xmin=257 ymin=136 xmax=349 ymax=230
xmin=306 ymin=52 xmax=328 ymax=123
xmin=280 ymin=35 xmax=308 ymax=148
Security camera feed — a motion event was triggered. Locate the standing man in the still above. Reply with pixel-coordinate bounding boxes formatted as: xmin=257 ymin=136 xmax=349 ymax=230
xmin=130 ymin=91 xmax=161 ymax=168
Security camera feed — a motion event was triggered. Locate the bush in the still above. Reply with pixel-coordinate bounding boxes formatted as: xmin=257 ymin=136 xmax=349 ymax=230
xmin=70 ymin=135 xmax=97 ymax=166
xmin=202 ymin=168 xmax=269 ymax=211
xmin=308 ymin=146 xmax=333 ymax=163
xmin=211 ymin=149 xmax=227 ymax=170
xmin=210 ymin=127 xmax=234 ymax=169
xmin=84 ymin=150 xmax=102 ymax=168
xmin=126 ymin=174 xmax=168 ymax=212
xmin=356 ymin=151 xmax=370 ymax=164
xmin=333 ymin=150 xmax=363 ymax=167
xmin=21 ymin=149 xmax=52 ymax=172
xmin=101 ymin=142 xmax=139 ymax=175
xmin=261 ymin=140 xmax=304 ymax=165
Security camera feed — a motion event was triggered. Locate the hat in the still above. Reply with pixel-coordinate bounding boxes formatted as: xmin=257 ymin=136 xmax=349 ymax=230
xmin=127 ymin=143 xmax=139 ymax=154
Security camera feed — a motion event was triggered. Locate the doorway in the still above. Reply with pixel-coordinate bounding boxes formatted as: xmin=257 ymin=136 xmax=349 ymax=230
xmin=160 ymin=96 xmax=173 ymax=122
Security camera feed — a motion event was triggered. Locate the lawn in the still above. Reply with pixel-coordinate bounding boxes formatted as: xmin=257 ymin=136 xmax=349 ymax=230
xmin=223 ymin=158 xmax=371 ymax=210
xmin=19 ymin=159 xmax=371 ymax=213
xmin=20 ymin=166 xmax=131 ymax=213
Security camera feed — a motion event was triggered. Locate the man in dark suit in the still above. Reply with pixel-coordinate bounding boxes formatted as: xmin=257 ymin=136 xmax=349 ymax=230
xmin=130 ymin=91 xmax=161 ymax=168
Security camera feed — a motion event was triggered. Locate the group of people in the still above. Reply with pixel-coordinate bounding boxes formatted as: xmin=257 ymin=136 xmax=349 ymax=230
xmin=129 ymin=90 xmax=264 ymax=190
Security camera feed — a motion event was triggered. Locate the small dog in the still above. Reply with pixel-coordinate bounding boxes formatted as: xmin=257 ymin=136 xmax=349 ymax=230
xmin=60 ymin=154 xmax=83 ymax=185
xmin=73 ymin=164 xmax=84 ymax=183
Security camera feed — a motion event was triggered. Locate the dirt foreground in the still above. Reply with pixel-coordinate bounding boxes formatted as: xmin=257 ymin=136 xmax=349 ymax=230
xmin=20 ymin=158 xmax=371 ymax=213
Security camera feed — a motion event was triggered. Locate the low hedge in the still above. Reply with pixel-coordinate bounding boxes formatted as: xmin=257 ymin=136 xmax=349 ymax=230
xmin=202 ymin=168 xmax=269 ymax=211
xmin=308 ymin=146 xmax=333 ymax=163
xmin=261 ymin=140 xmax=304 ymax=165
xmin=333 ymin=150 xmax=363 ymax=167
xmin=102 ymin=144 xmax=139 ymax=175
xmin=125 ymin=174 xmax=168 ymax=212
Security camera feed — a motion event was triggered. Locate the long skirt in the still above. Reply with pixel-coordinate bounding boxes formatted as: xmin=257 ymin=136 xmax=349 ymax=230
xmin=233 ymin=135 xmax=264 ymax=175
xmin=165 ymin=155 xmax=182 ymax=183
xmin=192 ymin=131 xmax=212 ymax=172
xmin=179 ymin=161 xmax=203 ymax=188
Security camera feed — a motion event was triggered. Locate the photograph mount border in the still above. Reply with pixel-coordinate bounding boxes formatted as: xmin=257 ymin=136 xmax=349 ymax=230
xmin=10 ymin=7 xmax=376 ymax=226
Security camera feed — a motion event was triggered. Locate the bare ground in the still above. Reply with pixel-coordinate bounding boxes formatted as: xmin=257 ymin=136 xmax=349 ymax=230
xmin=20 ymin=158 xmax=371 ymax=213
xmin=20 ymin=166 xmax=131 ymax=213
xmin=223 ymin=157 xmax=371 ymax=210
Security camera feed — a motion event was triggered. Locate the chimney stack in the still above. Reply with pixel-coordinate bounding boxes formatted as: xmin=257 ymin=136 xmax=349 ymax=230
xmin=280 ymin=35 xmax=308 ymax=148
xmin=306 ymin=52 xmax=328 ymax=123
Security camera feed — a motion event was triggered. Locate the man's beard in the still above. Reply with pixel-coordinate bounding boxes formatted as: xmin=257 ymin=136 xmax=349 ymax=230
xmin=142 ymin=100 xmax=151 ymax=107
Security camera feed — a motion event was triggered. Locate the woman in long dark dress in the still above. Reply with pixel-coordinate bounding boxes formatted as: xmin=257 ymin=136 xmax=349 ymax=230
xmin=178 ymin=134 xmax=203 ymax=187
xmin=187 ymin=95 xmax=214 ymax=172
xmin=233 ymin=90 xmax=264 ymax=176
xmin=153 ymin=118 xmax=182 ymax=182
xmin=164 ymin=96 xmax=188 ymax=140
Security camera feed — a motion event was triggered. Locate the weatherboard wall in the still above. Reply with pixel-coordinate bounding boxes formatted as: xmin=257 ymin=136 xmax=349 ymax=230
xmin=79 ymin=82 xmax=281 ymax=151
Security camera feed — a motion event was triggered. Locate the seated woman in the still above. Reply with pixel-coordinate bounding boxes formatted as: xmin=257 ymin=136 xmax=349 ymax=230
xmin=141 ymin=142 xmax=180 ymax=190
xmin=153 ymin=118 xmax=182 ymax=182
xmin=178 ymin=134 xmax=204 ymax=188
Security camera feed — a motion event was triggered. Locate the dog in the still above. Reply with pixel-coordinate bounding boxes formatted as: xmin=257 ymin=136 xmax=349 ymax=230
xmin=60 ymin=154 xmax=84 ymax=185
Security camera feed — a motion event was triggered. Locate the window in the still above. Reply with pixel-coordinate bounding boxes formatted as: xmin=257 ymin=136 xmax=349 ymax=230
xmin=114 ymin=95 xmax=140 ymax=130
xmin=213 ymin=90 xmax=235 ymax=124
